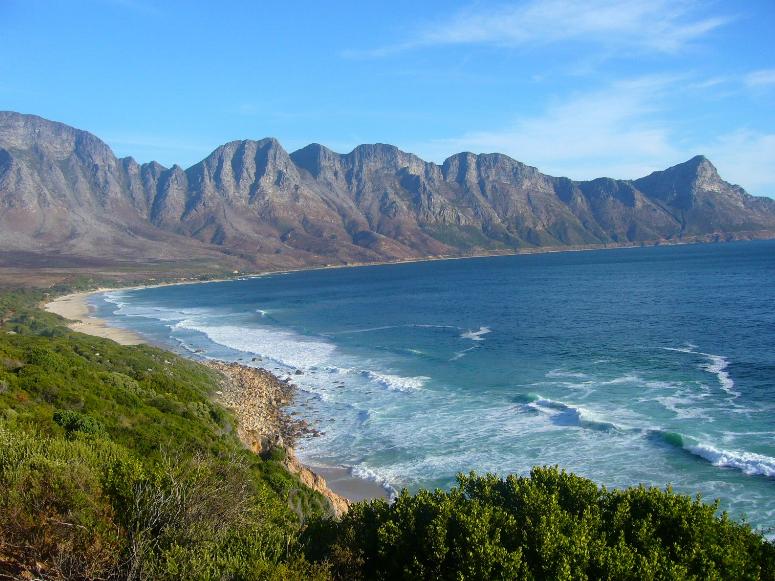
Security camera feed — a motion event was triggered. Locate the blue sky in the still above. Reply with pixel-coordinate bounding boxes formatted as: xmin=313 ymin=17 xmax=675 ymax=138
xmin=2 ymin=0 xmax=774 ymax=196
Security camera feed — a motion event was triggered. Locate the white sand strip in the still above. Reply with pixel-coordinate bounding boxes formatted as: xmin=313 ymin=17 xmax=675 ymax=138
xmin=44 ymin=290 xmax=145 ymax=345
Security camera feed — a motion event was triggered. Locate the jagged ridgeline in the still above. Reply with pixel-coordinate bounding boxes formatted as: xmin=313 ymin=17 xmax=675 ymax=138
xmin=2 ymin=111 xmax=775 ymax=269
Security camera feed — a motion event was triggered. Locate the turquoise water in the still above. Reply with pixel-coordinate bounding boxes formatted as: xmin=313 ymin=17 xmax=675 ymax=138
xmin=93 ymin=241 xmax=775 ymax=532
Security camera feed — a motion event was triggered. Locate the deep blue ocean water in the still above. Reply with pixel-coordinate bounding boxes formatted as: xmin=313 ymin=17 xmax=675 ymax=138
xmin=93 ymin=240 xmax=775 ymax=532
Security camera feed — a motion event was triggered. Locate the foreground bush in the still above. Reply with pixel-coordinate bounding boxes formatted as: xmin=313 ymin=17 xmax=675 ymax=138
xmin=315 ymin=467 xmax=775 ymax=581
xmin=0 ymin=422 xmax=329 ymax=580
xmin=0 ymin=425 xmax=129 ymax=578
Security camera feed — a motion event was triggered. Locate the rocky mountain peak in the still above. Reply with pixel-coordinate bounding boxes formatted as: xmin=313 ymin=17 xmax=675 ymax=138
xmin=686 ymin=155 xmax=723 ymax=191
xmin=441 ymin=152 xmax=480 ymax=184
xmin=347 ymin=143 xmax=420 ymax=172
xmin=632 ymin=155 xmax=726 ymax=209
xmin=0 ymin=111 xmax=115 ymax=167
xmin=290 ymin=143 xmax=341 ymax=178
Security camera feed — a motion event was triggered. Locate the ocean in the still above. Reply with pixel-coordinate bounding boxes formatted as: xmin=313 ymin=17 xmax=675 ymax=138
xmin=92 ymin=240 xmax=775 ymax=532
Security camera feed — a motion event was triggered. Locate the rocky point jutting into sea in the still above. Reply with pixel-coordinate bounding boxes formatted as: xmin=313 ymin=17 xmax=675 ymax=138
xmin=194 ymin=361 xmax=351 ymax=517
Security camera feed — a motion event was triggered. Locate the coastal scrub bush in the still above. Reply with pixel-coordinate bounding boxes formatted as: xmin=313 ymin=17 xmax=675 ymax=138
xmin=0 ymin=421 xmax=139 ymax=579
xmin=123 ymin=449 xmax=330 ymax=581
xmin=0 ymin=329 xmax=240 ymax=457
xmin=103 ymin=370 xmax=141 ymax=392
xmin=53 ymin=409 xmax=106 ymax=436
xmin=318 ymin=467 xmax=775 ymax=581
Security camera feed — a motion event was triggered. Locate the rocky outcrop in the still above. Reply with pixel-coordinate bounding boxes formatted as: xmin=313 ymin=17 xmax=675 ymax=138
xmin=283 ymin=454 xmax=350 ymax=518
xmin=203 ymin=360 xmax=350 ymax=518
xmin=2 ymin=111 xmax=775 ymax=270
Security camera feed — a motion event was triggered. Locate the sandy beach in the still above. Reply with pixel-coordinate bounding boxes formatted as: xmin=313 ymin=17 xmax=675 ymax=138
xmin=307 ymin=464 xmax=388 ymax=502
xmin=44 ymin=289 xmax=146 ymax=345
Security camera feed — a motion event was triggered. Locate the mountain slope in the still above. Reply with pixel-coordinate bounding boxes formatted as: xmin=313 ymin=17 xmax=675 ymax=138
xmin=2 ymin=111 xmax=774 ymax=269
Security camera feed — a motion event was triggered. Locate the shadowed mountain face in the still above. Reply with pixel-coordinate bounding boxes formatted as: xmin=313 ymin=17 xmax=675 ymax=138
xmin=2 ymin=111 xmax=774 ymax=269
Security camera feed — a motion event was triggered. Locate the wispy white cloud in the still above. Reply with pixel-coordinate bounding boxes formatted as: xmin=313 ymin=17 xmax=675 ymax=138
xmin=705 ymin=130 xmax=775 ymax=197
xmin=413 ymin=75 xmax=683 ymax=180
xmin=744 ymin=69 xmax=775 ymax=88
xmin=407 ymin=75 xmax=775 ymax=197
xmin=354 ymin=0 xmax=731 ymax=57
xmin=682 ymin=68 xmax=775 ymax=97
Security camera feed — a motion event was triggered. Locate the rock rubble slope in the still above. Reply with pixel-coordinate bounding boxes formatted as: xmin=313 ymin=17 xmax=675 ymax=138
xmin=204 ymin=360 xmax=350 ymax=517
xmin=2 ymin=111 xmax=774 ymax=269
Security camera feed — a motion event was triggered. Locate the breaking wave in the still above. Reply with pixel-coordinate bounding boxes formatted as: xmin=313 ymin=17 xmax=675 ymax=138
xmin=699 ymin=353 xmax=741 ymax=397
xmin=646 ymin=429 xmax=775 ymax=478
xmin=527 ymin=397 xmax=620 ymax=432
xmin=461 ymin=327 xmax=491 ymax=341
xmin=176 ymin=321 xmax=336 ymax=369
xmin=686 ymin=444 xmax=775 ymax=478
xmin=665 ymin=346 xmax=741 ymax=398
xmin=361 ymin=371 xmax=428 ymax=392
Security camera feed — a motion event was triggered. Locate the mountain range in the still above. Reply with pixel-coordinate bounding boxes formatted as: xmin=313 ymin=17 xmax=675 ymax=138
xmin=2 ymin=111 xmax=774 ymax=271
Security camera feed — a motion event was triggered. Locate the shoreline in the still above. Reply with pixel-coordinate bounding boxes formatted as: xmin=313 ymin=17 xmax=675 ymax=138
xmin=38 ymin=235 xmax=775 ymax=305
xmin=44 ymin=289 xmax=146 ymax=345
xmin=305 ymin=464 xmax=389 ymax=503
xmin=38 ymin=238 xmax=775 ymax=507
xmin=43 ymin=289 xmax=389 ymax=508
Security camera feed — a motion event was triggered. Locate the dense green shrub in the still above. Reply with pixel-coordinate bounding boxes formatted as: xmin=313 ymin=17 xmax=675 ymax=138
xmin=0 ymin=423 xmax=139 ymax=579
xmin=317 ymin=467 xmax=775 ymax=581
xmin=53 ymin=409 xmax=106 ymax=436
xmin=0 ymin=421 xmax=327 ymax=580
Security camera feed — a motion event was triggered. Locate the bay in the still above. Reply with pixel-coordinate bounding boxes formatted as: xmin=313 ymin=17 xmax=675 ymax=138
xmin=93 ymin=240 xmax=775 ymax=532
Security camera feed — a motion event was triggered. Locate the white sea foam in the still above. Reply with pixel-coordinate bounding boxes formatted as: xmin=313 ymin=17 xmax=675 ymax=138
xmin=645 ymin=380 xmax=680 ymax=390
xmin=665 ymin=346 xmax=740 ymax=398
xmin=546 ymin=370 xmax=588 ymax=379
xmin=177 ymin=322 xmax=336 ymax=369
xmin=598 ymin=374 xmax=641 ymax=385
xmin=530 ymin=397 xmax=620 ymax=431
xmin=362 ymin=371 xmax=428 ymax=392
xmin=102 ymin=293 xmax=210 ymax=322
xmin=325 ymin=326 xmax=398 ymax=335
xmin=655 ymin=394 xmax=714 ymax=421
xmin=101 ymin=292 xmax=128 ymax=309
xmin=664 ymin=346 xmax=695 ymax=354
xmin=325 ymin=366 xmax=357 ymax=376
xmin=350 ymin=465 xmax=399 ymax=498
xmin=686 ymin=444 xmax=775 ymax=478
xmin=451 ymin=346 xmax=476 ymax=361
xmin=461 ymin=327 xmax=491 ymax=341
xmin=699 ymin=353 xmax=741 ymax=397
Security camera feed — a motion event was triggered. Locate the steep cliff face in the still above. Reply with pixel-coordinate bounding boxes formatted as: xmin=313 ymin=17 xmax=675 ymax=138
xmin=0 ymin=112 xmax=131 ymax=253
xmin=0 ymin=112 xmax=234 ymax=264
xmin=2 ymin=111 xmax=774 ymax=269
xmin=633 ymin=155 xmax=775 ymax=237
